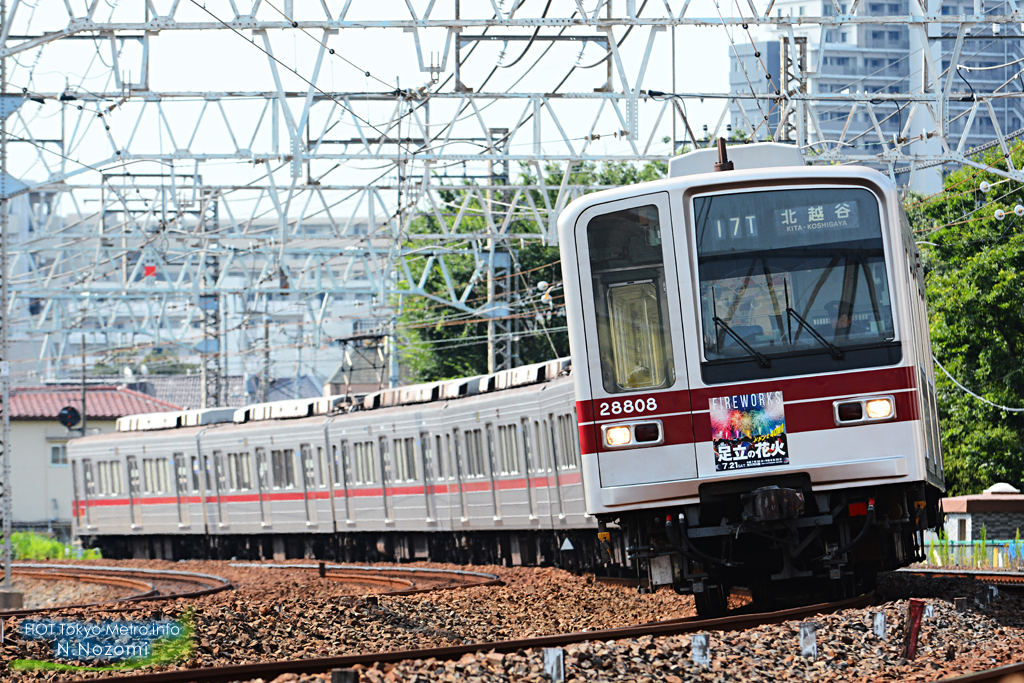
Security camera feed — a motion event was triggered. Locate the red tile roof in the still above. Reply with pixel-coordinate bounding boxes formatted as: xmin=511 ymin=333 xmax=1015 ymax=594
xmin=10 ymin=385 xmax=182 ymax=420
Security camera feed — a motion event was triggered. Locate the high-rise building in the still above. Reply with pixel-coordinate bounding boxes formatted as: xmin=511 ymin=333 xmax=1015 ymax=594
xmin=729 ymin=1 xmax=1024 ymax=159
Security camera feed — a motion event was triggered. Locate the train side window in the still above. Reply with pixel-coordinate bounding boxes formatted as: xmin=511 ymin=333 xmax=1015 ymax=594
xmin=445 ymin=434 xmax=455 ymax=480
xmin=283 ymin=449 xmax=296 ymax=488
xmin=464 ymin=430 xmax=485 ymax=478
xmin=353 ymin=441 xmax=375 ymax=484
xmin=557 ymin=414 xmax=580 ymax=469
xmin=271 ymin=450 xmax=284 ymax=489
xmin=256 ymin=448 xmax=271 ymax=489
xmin=190 ymin=456 xmax=201 ymax=492
xmin=317 ymin=446 xmax=329 ymax=488
xmin=392 ymin=437 xmax=416 ymax=482
xmin=420 ymin=433 xmax=433 ymax=481
xmin=300 ymin=444 xmax=317 ymax=489
xmin=520 ymin=419 xmax=535 ymax=473
xmin=586 ymin=204 xmax=675 ymax=393
xmin=98 ymin=462 xmax=110 ymax=495
xmin=435 ymin=435 xmax=445 ymax=479
xmin=82 ymin=459 xmax=95 ymax=497
xmin=498 ymin=425 xmax=520 ymax=474
xmin=227 ymin=453 xmax=239 ymax=490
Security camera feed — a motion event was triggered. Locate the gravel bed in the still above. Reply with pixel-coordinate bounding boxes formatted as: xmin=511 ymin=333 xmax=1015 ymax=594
xmin=4 ymin=561 xmax=1022 ymax=681
xmin=239 ymin=573 xmax=1024 ymax=683
xmin=0 ymin=561 xmax=699 ymax=679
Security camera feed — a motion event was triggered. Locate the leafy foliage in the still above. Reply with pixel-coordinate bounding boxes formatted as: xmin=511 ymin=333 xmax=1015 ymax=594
xmin=11 ymin=532 xmax=101 ymax=560
xmin=911 ymin=147 xmax=1024 ymax=494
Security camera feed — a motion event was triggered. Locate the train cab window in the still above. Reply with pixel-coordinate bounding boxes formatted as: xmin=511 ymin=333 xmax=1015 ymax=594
xmin=587 ymin=204 xmax=676 ymax=393
xmin=693 ymin=186 xmax=899 ymax=382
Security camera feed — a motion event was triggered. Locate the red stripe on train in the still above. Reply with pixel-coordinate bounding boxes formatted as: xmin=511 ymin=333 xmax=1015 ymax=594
xmin=576 ymin=366 xmax=920 ymax=454
xmin=78 ymin=472 xmax=583 ymax=508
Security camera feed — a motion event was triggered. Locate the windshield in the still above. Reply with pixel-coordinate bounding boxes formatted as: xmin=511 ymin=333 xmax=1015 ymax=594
xmin=694 ymin=187 xmax=895 ymax=374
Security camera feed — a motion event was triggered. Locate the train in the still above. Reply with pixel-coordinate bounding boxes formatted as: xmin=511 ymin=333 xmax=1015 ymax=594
xmin=70 ymin=142 xmax=944 ymax=616
xmin=70 ymin=358 xmax=607 ymax=567
xmin=558 ymin=141 xmax=944 ymax=614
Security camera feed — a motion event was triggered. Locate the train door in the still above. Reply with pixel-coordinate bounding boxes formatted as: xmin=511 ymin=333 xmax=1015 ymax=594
xmin=520 ymin=419 xmax=538 ymax=519
xmin=214 ymin=452 xmax=229 ymax=526
xmin=71 ymin=461 xmax=83 ymax=529
xmin=451 ymin=429 xmax=467 ymax=521
xmin=336 ymin=441 xmax=351 ymax=523
xmin=81 ymin=459 xmax=97 ymax=527
xmin=191 ymin=455 xmax=210 ymax=531
xmin=255 ymin=448 xmax=272 ymax=526
xmin=419 ymin=432 xmax=436 ymax=521
xmin=573 ymin=194 xmax=697 ymax=488
xmin=485 ymin=424 xmax=501 ymax=520
xmin=126 ymin=456 xmax=142 ymax=528
xmin=377 ymin=437 xmax=393 ymax=521
xmin=300 ymin=444 xmax=319 ymax=525
xmin=546 ymin=416 xmax=565 ymax=519
xmin=173 ymin=453 xmax=190 ymax=527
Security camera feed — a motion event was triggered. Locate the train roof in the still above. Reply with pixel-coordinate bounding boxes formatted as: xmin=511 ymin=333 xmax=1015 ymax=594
xmin=111 ymin=357 xmax=572 ymax=433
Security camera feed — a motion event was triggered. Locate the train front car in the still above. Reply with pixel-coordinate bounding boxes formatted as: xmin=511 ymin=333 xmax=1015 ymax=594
xmin=558 ymin=143 xmax=944 ymax=616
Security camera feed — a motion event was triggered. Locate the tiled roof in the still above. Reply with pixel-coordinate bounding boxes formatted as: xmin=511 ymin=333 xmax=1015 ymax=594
xmin=10 ymin=386 xmax=183 ymax=420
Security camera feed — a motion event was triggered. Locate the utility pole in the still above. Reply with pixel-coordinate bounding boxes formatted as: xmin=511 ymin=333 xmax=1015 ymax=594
xmin=80 ymin=333 xmax=86 ymax=438
xmin=260 ymin=313 xmax=270 ymax=403
xmin=485 ymin=127 xmax=516 ymax=374
xmin=0 ymin=0 xmax=18 ymax=608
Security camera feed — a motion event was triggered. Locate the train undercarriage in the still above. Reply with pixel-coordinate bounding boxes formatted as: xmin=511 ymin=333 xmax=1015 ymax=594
xmin=79 ymin=528 xmax=617 ymax=574
xmin=605 ymin=477 xmax=942 ymax=617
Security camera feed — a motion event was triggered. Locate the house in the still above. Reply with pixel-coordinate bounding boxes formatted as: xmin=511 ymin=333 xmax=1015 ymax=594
xmin=941 ymin=483 xmax=1024 ymax=542
xmin=9 ymin=385 xmax=181 ymax=535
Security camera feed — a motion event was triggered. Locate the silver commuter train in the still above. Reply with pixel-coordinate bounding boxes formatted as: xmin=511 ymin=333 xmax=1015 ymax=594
xmin=558 ymin=143 xmax=945 ymax=614
xmin=70 ymin=358 xmax=603 ymax=564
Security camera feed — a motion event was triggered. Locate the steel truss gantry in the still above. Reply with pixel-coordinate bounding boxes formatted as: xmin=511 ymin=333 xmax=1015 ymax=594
xmin=0 ymin=0 xmax=1021 ymax=388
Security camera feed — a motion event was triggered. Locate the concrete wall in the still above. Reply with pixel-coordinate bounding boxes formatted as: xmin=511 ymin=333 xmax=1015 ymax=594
xmin=10 ymin=420 xmax=115 ymax=526
xmin=944 ymin=511 xmax=1024 ymax=542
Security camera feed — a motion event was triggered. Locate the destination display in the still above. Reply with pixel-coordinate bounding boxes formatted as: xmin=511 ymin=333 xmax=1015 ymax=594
xmin=695 ymin=188 xmax=879 ymax=257
xmin=773 ymin=201 xmax=860 ymax=234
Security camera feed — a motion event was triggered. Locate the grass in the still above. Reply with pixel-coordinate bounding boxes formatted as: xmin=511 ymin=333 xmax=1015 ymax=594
xmin=11 ymin=532 xmax=101 ymax=560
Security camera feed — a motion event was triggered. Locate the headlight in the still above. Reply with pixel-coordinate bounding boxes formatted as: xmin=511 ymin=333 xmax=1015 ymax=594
xmin=865 ymin=398 xmax=894 ymax=419
xmin=605 ymin=426 xmax=632 ymax=446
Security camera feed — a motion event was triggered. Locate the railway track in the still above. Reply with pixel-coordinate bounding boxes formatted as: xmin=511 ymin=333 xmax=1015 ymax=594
xmin=1 ymin=563 xmax=232 ymax=617
xmin=899 ymin=567 xmax=1024 ymax=589
xmin=65 ymin=592 xmax=874 ymax=683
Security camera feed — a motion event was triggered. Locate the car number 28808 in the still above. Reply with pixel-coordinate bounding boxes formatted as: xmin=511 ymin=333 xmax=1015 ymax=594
xmin=598 ymin=397 xmax=658 ymax=416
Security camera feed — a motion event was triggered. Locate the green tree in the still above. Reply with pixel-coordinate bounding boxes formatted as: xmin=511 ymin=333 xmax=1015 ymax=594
xmin=397 ymin=160 xmax=666 ymax=382
xmin=912 ymin=148 xmax=1024 ymax=495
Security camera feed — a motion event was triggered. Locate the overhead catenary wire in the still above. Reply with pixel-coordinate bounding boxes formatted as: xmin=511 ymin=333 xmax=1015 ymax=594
xmin=933 ymin=355 xmax=1024 ymax=412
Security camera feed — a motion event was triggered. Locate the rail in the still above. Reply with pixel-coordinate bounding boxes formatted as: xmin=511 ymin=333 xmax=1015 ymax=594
xmin=68 ymin=592 xmax=874 ymax=683
xmin=0 ymin=563 xmax=232 ymax=617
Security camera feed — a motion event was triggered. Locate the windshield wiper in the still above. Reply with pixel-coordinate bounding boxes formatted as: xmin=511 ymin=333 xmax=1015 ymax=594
xmin=786 ymin=307 xmax=844 ymax=360
xmin=713 ymin=316 xmax=771 ymax=368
